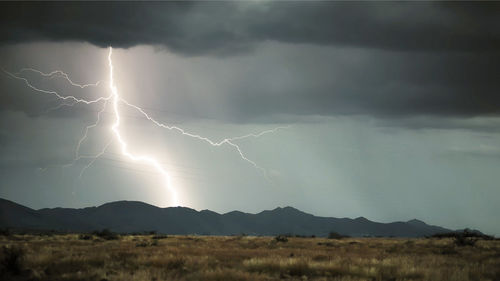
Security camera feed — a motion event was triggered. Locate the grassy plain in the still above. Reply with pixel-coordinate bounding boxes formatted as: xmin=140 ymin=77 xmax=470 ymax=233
xmin=0 ymin=234 xmax=499 ymax=281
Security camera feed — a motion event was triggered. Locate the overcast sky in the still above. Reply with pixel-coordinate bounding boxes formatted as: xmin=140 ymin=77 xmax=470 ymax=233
xmin=1 ymin=2 xmax=499 ymax=235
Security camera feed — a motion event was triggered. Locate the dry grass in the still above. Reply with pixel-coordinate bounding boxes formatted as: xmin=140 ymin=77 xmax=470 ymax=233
xmin=0 ymin=234 xmax=499 ymax=280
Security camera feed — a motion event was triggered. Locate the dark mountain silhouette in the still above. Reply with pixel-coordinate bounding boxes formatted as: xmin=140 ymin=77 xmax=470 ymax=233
xmin=0 ymin=198 xmax=454 ymax=237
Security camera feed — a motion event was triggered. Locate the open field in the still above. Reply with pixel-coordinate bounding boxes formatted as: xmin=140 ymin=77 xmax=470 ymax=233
xmin=1 ymin=234 xmax=499 ymax=281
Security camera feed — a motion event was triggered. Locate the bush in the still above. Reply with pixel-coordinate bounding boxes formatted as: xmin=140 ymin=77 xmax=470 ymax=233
xmin=432 ymin=229 xmax=493 ymax=240
xmin=288 ymin=260 xmax=310 ymax=276
xmin=431 ymin=229 xmax=490 ymax=247
xmin=0 ymin=228 xmax=10 ymax=236
xmin=454 ymin=235 xmax=477 ymax=247
xmin=152 ymin=234 xmax=168 ymax=240
xmin=275 ymin=235 xmax=288 ymax=243
xmin=0 ymin=246 xmax=24 ymax=275
xmin=79 ymin=234 xmax=92 ymax=240
xmin=328 ymin=231 xmax=348 ymax=239
xmin=166 ymin=257 xmax=186 ymax=271
xmin=439 ymin=246 xmax=459 ymax=255
xmin=92 ymin=229 xmax=119 ymax=240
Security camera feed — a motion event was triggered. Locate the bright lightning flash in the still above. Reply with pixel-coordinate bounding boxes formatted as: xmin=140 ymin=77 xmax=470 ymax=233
xmin=2 ymin=47 xmax=289 ymax=206
xmin=107 ymin=48 xmax=179 ymax=205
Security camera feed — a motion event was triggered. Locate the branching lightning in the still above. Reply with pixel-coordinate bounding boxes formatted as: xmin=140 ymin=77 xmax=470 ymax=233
xmin=119 ymin=98 xmax=289 ymax=175
xmin=16 ymin=67 xmax=103 ymax=88
xmin=2 ymin=68 xmax=110 ymax=105
xmin=2 ymin=47 xmax=288 ymax=206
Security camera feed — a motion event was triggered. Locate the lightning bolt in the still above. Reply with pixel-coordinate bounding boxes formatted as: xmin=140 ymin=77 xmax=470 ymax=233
xmin=12 ymin=68 xmax=105 ymax=114
xmin=1 ymin=68 xmax=110 ymax=105
xmin=2 ymin=47 xmax=289 ymax=206
xmin=107 ymin=47 xmax=180 ymax=205
xmin=15 ymin=67 xmax=103 ymax=88
xmin=119 ymin=98 xmax=289 ymax=175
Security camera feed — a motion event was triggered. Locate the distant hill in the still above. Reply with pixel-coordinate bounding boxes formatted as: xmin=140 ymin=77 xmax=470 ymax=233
xmin=0 ymin=198 xmax=453 ymax=237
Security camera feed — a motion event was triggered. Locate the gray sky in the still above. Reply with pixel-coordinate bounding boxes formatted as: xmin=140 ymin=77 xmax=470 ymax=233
xmin=1 ymin=2 xmax=499 ymax=235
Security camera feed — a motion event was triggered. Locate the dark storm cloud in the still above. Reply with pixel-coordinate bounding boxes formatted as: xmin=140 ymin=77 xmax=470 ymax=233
xmin=0 ymin=1 xmax=499 ymax=120
xmin=220 ymin=48 xmax=500 ymax=121
xmin=1 ymin=2 xmax=499 ymax=55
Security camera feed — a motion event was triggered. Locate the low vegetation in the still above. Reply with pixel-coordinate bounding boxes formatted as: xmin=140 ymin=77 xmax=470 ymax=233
xmin=92 ymin=229 xmax=119 ymax=240
xmin=1 ymin=245 xmax=25 ymax=276
xmin=431 ymin=229 xmax=495 ymax=247
xmin=328 ymin=232 xmax=349 ymax=240
xmin=0 ymin=233 xmax=499 ymax=280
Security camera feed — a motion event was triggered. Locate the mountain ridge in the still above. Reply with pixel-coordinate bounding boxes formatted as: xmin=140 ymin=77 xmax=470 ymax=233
xmin=0 ymin=198 xmax=457 ymax=237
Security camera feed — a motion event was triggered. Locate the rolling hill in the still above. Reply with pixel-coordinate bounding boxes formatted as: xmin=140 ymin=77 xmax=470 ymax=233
xmin=0 ymin=198 xmax=452 ymax=237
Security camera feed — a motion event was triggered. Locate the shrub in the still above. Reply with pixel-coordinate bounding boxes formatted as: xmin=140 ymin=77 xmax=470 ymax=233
xmin=328 ymin=232 xmax=348 ymax=239
xmin=166 ymin=257 xmax=186 ymax=271
xmin=136 ymin=242 xmax=149 ymax=247
xmin=432 ymin=229 xmax=493 ymax=240
xmin=439 ymin=246 xmax=459 ymax=255
xmin=275 ymin=235 xmax=288 ymax=243
xmin=92 ymin=229 xmax=119 ymax=240
xmin=454 ymin=235 xmax=477 ymax=247
xmin=0 ymin=228 xmax=10 ymax=236
xmin=288 ymin=260 xmax=310 ymax=276
xmin=0 ymin=246 xmax=24 ymax=275
xmin=152 ymin=234 xmax=168 ymax=240
xmin=431 ymin=229 xmax=486 ymax=247
xmin=79 ymin=234 xmax=92 ymax=240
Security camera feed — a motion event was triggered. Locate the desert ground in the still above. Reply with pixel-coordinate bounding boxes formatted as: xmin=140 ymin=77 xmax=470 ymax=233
xmin=1 ymin=233 xmax=499 ymax=281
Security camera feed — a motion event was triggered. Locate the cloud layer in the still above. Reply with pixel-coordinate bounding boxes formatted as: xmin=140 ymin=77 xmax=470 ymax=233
xmin=1 ymin=2 xmax=499 ymax=54
xmin=1 ymin=2 xmax=499 ymax=119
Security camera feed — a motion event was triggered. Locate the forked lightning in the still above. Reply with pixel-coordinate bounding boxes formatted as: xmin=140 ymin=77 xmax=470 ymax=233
xmin=2 ymin=47 xmax=288 ymax=206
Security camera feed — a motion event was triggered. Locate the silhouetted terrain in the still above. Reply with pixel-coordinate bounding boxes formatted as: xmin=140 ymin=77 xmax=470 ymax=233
xmin=0 ymin=198 xmax=454 ymax=237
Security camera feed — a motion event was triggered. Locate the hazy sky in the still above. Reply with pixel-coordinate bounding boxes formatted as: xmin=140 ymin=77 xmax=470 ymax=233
xmin=1 ymin=2 xmax=499 ymax=235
